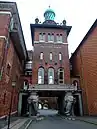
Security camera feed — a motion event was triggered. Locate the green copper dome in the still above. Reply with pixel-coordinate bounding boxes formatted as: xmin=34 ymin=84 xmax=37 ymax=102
xmin=44 ymin=7 xmax=55 ymax=21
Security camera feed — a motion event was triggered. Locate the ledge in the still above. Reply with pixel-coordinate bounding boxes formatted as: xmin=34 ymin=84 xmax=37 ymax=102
xmin=28 ymin=84 xmax=77 ymax=91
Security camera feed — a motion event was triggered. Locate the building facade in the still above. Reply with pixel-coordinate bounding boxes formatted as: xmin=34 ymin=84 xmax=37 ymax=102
xmin=0 ymin=2 xmax=28 ymax=118
xmin=0 ymin=3 xmax=84 ymax=117
xmin=70 ymin=19 xmax=97 ymax=116
xmin=28 ymin=7 xmax=82 ymax=116
xmin=31 ymin=8 xmax=71 ymax=87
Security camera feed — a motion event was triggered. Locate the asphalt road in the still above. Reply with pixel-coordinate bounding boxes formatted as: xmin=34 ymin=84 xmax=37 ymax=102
xmin=28 ymin=110 xmax=97 ymax=129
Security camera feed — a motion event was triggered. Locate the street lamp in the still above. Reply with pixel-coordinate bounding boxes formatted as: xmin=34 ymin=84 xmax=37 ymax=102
xmin=7 ymin=81 xmax=16 ymax=129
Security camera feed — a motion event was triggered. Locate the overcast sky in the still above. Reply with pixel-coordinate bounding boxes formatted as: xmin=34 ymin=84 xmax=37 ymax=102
xmin=1 ymin=0 xmax=97 ymax=57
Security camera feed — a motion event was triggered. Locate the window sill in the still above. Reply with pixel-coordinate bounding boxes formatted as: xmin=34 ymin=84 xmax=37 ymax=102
xmin=34 ymin=41 xmax=68 ymax=44
xmin=39 ymin=40 xmax=45 ymax=42
xmin=48 ymin=41 xmax=54 ymax=43
xmin=57 ymin=41 xmax=63 ymax=43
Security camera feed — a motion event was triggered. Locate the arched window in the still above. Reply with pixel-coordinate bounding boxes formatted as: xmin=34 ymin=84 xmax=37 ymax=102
xmin=59 ymin=52 xmax=62 ymax=61
xmin=48 ymin=68 xmax=54 ymax=84
xmin=38 ymin=67 xmax=44 ymax=84
xmin=58 ymin=68 xmax=64 ymax=84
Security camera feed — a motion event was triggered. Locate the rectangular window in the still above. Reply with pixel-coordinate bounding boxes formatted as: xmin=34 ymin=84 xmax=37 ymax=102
xmin=49 ymin=76 xmax=53 ymax=84
xmin=40 ymin=52 xmax=43 ymax=60
xmin=43 ymin=33 xmax=45 ymax=41
xmin=48 ymin=33 xmax=54 ymax=42
xmin=60 ymin=34 xmax=63 ymax=42
xmin=51 ymin=34 xmax=54 ymax=42
xmin=59 ymin=53 xmax=62 ymax=60
xmin=24 ymin=81 xmax=28 ymax=90
xmin=58 ymin=68 xmax=64 ymax=84
xmin=48 ymin=68 xmax=54 ymax=84
xmin=38 ymin=68 xmax=44 ymax=84
xmin=48 ymin=33 xmax=51 ymax=42
xmin=50 ymin=52 xmax=52 ymax=60
xmin=56 ymin=34 xmax=63 ymax=43
xmin=39 ymin=33 xmax=45 ymax=42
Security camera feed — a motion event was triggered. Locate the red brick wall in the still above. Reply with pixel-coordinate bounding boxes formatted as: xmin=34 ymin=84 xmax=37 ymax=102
xmin=32 ymin=28 xmax=70 ymax=85
xmin=34 ymin=28 xmax=67 ymax=43
xmin=0 ymin=38 xmax=23 ymax=117
xmin=71 ymin=26 xmax=97 ymax=115
xmin=0 ymin=14 xmax=23 ymax=117
xmin=0 ymin=14 xmax=10 ymax=36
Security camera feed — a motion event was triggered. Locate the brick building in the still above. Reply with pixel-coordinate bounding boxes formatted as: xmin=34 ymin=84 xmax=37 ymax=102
xmin=70 ymin=19 xmax=97 ymax=116
xmin=0 ymin=2 xmax=28 ymax=118
xmin=26 ymin=7 xmax=82 ymax=116
xmin=0 ymin=3 xmax=84 ymax=117
xmin=31 ymin=8 xmax=71 ymax=87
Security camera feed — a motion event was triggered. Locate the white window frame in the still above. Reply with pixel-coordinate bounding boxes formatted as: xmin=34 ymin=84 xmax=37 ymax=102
xmin=39 ymin=33 xmax=45 ymax=42
xmin=38 ymin=67 xmax=44 ymax=84
xmin=50 ymin=52 xmax=52 ymax=60
xmin=56 ymin=34 xmax=63 ymax=43
xmin=58 ymin=68 xmax=64 ymax=84
xmin=48 ymin=33 xmax=54 ymax=42
xmin=48 ymin=68 xmax=54 ymax=84
xmin=40 ymin=52 xmax=43 ymax=60
xmin=59 ymin=53 xmax=62 ymax=61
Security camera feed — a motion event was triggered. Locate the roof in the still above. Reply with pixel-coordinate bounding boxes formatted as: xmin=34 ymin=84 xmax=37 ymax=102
xmin=30 ymin=23 xmax=72 ymax=44
xmin=70 ymin=19 xmax=97 ymax=59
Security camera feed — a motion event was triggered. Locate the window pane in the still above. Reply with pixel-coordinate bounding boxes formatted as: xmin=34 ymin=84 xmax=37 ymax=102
xmin=48 ymin=68 xmax=54 ymax=84
xmin=56 ymin=34 xmax=63 ymax=42
xmin=40 ymin=52 xmax=43 ymax=60
xmin=59 ymin=53 xmax=62 ymax=60
xmin=38 ymin=68 xmax=44 ymax=84
xmin=39 ymin=33 xmax=42 ymax=40
xmin=58 ymin=68 xmax=64 ymax=84
xmin=48 ymin=34 xmax=51 ymax=41
xmin=43 ymin=33 xmax=45 ymax=41
xmin=59 ymin=72 xmax=63 ymax=79
xmin=56 ymin=34 xmax=59 ymax=42
xmin=39 ymin=33 xmax=45 ymax=41
xmin=50 ymin=53 xmax=52 ymax=60
xmin=51 ymin=34 xmax=54 ymax=41
xmin=60 ymin=34 xmax=62 ymax=42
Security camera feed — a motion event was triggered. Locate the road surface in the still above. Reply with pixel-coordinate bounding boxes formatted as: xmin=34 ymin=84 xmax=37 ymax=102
xmin=28 ymin=110 xmax=97 ymax=129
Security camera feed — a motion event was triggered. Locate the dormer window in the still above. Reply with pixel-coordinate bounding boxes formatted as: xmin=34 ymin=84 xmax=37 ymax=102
xmin=56 ymin=34 xmax=63 ymax=43
xmin=39 ymin=33 xmax=45 ymax=42
xmin=48 ymin=33 xmax=54 ymax=42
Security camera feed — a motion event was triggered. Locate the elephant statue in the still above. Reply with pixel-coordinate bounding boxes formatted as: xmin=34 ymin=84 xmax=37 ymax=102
xmin=27 ymin=92 xmax=39 ymax=117
xmin=64 ymin=92 xmax=74 ymax=117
